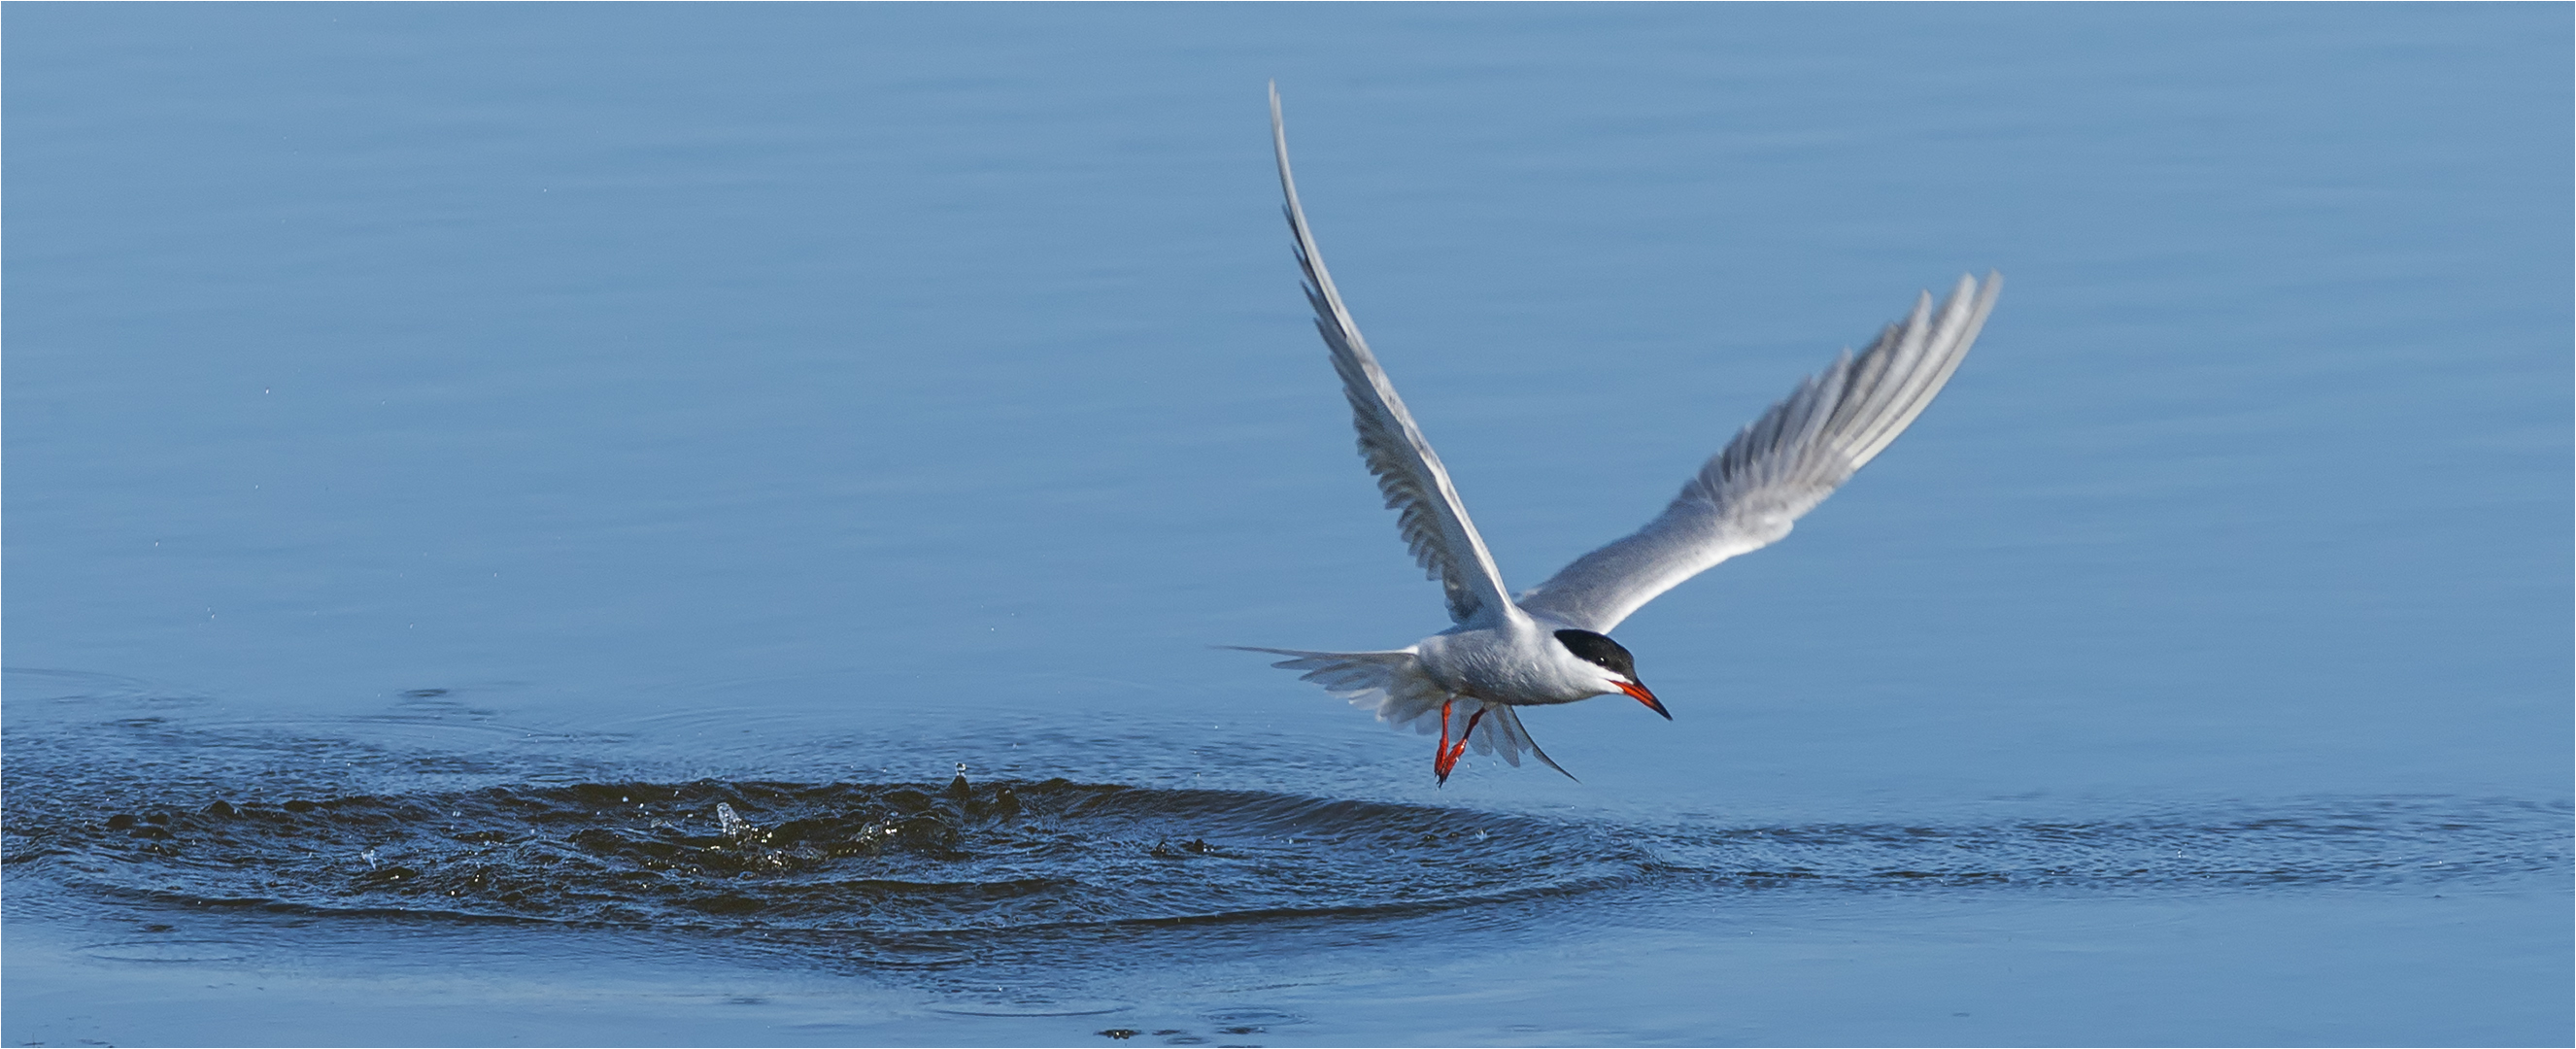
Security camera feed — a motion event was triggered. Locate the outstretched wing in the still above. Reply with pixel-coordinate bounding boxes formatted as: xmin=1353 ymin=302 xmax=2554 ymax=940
xmin=1516 ymin=273 xmax=2001 ymax=632
xmin=1271 ymin=85 xmax=1515 ymax=626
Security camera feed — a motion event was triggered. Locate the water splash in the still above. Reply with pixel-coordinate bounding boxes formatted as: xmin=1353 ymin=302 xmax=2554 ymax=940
xmin=7 ymin=768 xmax=2564 ymax=952
xmin=3 ymin=708 xmax=2563 ymax=949
xmin=714 ymin=802 xmax=751 ymax=841
xmin=4 ymin=778 xmax=1641 ymax=935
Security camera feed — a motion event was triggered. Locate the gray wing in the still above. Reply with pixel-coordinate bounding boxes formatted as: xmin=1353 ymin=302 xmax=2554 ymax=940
xmin=1271 ymin=85 xmax=1515 ymax=626
xmin=1516 ymin=273 xmax=2001 ymax=633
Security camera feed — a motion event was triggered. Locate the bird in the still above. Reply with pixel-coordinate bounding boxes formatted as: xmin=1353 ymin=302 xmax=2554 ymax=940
xmin=1237 ymin=85 xmax=2001 ymax=786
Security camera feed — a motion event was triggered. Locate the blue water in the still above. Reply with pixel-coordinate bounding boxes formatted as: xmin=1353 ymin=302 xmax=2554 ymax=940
xmin=6 ymin=5 xmax=2567 ymax=1046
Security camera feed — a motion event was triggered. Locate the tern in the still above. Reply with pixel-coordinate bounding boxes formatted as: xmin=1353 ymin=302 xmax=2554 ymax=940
xmin=1238 ymin=87 xmax=2000 ymax=785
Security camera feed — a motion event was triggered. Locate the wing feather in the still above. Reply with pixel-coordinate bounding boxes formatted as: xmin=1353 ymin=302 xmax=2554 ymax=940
xmin=1516 ymin=274 xmax=2001 ymax=632
xmin=1271 ymin=85 xmax=1516 ymax=626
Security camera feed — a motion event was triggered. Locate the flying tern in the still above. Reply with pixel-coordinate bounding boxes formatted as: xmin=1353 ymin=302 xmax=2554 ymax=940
xmin=1239 ymin=86 xmax=2000 ymax=785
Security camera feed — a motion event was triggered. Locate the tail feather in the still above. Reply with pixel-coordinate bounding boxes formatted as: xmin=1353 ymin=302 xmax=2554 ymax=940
xmin=1221 ymin=646 xmax=1445 ymax=734
xmin=1224 ymin=646 xmax=1576 ymax=780
xmin=1473 ymin=705 xmax=1575 ymax=780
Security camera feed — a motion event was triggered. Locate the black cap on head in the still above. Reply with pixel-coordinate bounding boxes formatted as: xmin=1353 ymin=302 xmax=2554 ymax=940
xmin=1553 ymin=628 xmax=1638 ymax=680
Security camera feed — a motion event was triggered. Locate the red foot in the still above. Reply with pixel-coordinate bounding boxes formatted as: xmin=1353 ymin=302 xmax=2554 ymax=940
xmin=1433 ymin=702 xmax=1488 ymax=786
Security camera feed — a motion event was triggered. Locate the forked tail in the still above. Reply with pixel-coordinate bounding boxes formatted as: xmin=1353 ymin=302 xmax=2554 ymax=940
xmin=1223 ymin=646 xmax=1575 ymax=780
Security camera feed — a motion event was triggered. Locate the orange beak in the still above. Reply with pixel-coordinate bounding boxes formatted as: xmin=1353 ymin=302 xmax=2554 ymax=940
xmin=1616 ymin=680 xmax=1671 ymax=721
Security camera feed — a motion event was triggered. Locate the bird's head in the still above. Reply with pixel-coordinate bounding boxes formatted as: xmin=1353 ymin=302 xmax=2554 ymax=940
xmin=1553 ymin=628 xmax=1669 ymax=720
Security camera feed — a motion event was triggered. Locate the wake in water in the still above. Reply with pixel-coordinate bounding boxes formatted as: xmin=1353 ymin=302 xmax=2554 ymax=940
xmin=4 ymin=685 xmax=2566 ymax=947
xmin=7 ymin=763 xmax=2563 ymax=942
xmin=5 ymin=771 xmax=1640 ymax=934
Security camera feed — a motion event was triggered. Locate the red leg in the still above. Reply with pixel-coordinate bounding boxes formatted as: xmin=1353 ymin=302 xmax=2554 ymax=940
xmin=1434 ymin=700 xmax=1457 ymax=784
xmin=1434 ymin=701 xmax=1486 ymax=786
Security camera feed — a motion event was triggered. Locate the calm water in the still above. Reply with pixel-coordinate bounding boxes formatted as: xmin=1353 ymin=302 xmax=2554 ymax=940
xmin=6 ymin=5 xmax=2568 ymax=1046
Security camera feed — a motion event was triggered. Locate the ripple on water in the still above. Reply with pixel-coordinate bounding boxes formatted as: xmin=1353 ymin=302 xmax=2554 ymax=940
xmin=1636 ymin=796 xmax=2571 ymax=895
xmin=3 ymin=773 xmax=1648 ymax=935
xmin=4 ymin=708 xmax=2564 ymax=949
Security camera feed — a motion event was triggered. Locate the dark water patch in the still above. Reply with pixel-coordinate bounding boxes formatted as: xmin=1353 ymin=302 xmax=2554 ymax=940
xmin=3 ymin=773 xmax=1641 ymax=936
xmin=3 ymin=707 xmax=2563 ymax=950
xmin=9 ymin=764 xmax=2563 ymax=955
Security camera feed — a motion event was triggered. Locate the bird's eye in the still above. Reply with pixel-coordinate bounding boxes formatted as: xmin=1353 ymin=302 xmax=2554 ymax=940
xmin=1553 ymin=629 xmax=1637 ymax=677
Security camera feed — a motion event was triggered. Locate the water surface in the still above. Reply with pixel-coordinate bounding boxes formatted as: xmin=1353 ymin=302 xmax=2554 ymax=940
xmin=7 ymin=5 xmax=2568 ymax=1045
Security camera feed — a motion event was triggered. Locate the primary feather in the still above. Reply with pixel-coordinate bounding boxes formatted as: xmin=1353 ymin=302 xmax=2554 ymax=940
xmin=1271 ymin=85 xmax=1518 ymax=627
xmin=1515 ymin=274 xmax=2000 ymax=632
